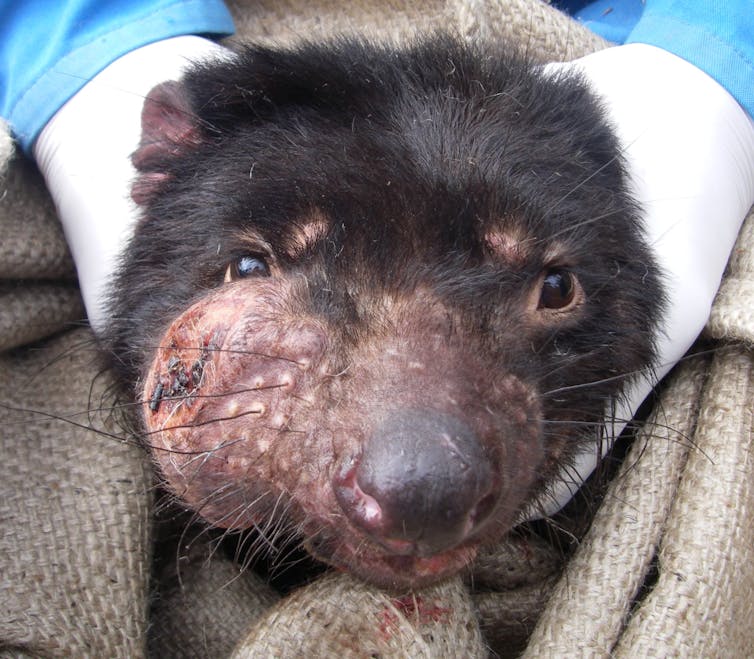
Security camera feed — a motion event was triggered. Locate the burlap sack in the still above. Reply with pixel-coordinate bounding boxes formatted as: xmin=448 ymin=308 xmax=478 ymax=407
xmin=0 ymin=329 xmax=153 ymax=657
xmin=2 ymin=1 xmax=752 ymax=657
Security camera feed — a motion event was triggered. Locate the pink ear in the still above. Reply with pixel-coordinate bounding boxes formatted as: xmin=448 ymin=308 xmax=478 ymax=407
xmin=131 ymin=81 xmax=202 ymax=203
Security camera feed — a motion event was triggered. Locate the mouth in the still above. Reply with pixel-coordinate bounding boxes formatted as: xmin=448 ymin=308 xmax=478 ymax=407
xmin=303 ymin=532 xmax=479 ymax=590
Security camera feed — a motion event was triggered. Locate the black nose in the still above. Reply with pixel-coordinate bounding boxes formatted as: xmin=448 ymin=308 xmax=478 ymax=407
xmin=334 ymin=409 xmax=499 ymax=556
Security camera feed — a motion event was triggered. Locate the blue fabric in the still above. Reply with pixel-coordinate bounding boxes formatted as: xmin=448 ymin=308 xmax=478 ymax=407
xmin=0 ymin=0 xmax=235 ymax=152
xmin=624 ymin=2 xmax=754 ymax=121
xmin=554 ymin=0 xmax=645 ymax=44
xmin=561 ymin=1 xmax=754 ymax=120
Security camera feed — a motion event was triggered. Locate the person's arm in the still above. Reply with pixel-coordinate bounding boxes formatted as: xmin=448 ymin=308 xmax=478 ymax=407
xmin=0 ymin=0 xmax=234 ymax=152
xmin=625 ymin=0 xmax=753 ymax=120
xmin=0 ymin=1 xmax=234 ymax=330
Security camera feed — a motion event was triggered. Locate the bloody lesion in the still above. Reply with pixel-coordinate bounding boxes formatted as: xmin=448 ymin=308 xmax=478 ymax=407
xmin=148 ymin=331 xmax=219 ymax=415
xmin=378 ymin=594 xmax=454 ymax=642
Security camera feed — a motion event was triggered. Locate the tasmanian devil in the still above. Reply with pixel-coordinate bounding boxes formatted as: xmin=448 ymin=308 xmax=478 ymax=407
xmin=104 ymin=35 xmax=663 ymax=590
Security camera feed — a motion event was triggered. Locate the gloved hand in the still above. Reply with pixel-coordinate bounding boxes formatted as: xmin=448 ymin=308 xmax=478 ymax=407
xmin=537 ymin=43 xmax=754 ymax=515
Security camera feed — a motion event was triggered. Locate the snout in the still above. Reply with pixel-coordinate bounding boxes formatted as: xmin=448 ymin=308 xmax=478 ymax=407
xmin=334 ymin=408 xmax=500 ymax=557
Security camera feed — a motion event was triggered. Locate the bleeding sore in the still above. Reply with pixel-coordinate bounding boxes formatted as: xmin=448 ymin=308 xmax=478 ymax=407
xmin=148 ymin=337 xmax=212 ymax=413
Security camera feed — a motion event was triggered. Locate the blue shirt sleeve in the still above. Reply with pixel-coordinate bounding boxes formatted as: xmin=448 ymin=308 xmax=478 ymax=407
xmin=0 ymin=0 xmax=235 ymax=152
xmin=624 ymin=1 xmax=754 ymax=121
xmin=558 ymin=0 xmax=754 ymax=120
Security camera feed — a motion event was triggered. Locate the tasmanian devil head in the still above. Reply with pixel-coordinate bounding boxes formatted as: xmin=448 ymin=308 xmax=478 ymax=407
xmin=105 ymin=35 xmax=663 ymax=589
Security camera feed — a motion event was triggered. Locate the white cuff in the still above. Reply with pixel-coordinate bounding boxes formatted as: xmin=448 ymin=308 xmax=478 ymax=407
xmin=535 ymin=43 xmax=754 ymax=516
xmin=33 ymin=36 xmax=229 ymax=332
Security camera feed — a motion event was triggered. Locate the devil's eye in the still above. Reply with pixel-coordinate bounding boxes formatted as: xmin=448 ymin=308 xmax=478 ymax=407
xmin=539 ymin=268 xmax=576 ymax=310
xmin=224 ymin=255 xmax=270 ymax=282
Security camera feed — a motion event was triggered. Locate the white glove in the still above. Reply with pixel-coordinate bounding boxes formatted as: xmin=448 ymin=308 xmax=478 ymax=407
xmin=537 ymin=43 xmax=754 ymax=516
xmin=33 ymin=36 xmax=228 ymax=332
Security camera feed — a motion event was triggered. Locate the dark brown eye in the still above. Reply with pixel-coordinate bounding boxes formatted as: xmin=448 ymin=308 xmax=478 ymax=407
xmin=539 ymin=268 xmax=576 ymax=310
xmin=224 ymin=255 xmax=270 ymax=282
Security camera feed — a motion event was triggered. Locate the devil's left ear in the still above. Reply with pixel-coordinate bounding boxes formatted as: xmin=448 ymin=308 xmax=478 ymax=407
xmin=131 ymin=80 xmax=203 ymax=205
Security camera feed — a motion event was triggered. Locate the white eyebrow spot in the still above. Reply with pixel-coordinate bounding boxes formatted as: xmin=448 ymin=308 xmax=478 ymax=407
xmin=484 ymin=226 xmax=531 ymax=267
xmin=286 ymin=213 xmax=330 ymax=258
